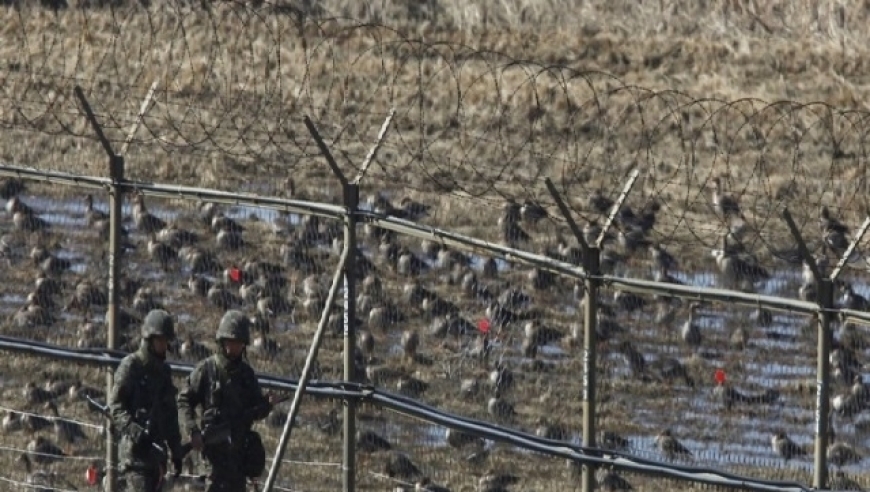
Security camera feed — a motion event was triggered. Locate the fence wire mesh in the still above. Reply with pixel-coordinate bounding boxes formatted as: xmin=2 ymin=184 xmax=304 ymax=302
xmin=0 ymin=180 xmax=113 ymax=346
xmin=116 ymin=192 xmax=348 ymax=381
xmin=0 ymin=349 xmax=340 ymax=492
xmin=595 ymin=285 xmax=819 ymax=483
xmin=5 ymin=1 xmax=870 ymax=491
xmin=0 ymin=351 xmax=107 ymax=492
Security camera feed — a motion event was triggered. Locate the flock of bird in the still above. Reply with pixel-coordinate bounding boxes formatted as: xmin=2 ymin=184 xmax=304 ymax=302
xmin=0 ymin=174 xmax=869 ymax=490
xmin=2 ymin=375 xmax=103 ymax=490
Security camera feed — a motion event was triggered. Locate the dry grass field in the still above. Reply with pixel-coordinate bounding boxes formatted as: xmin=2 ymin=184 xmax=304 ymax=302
xmin=2 ymin=1 xmax=870 ymax=491
xmin=0 ymin=0 xmax=868 ymax=257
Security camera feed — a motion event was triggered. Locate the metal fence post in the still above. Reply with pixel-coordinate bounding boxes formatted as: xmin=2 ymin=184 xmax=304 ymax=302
xmin=581 ymin=247 xmax=600 ymax=492
xmin=73 ymin=86 xmax=127 ymax=492
xmin=342 ymin=182 xmax=359 ymax=492
xmin=814 ymin=278 xmax=834 ymax=489
xmin=262 ymin=245 xmax=352 ymax=492
xmin=105 ymin=154 xmax=124 ymax=492
xmin=820 ymin=216 xmax=870 ymax=489
xmin=341 ymin=109 xmax=393 ymax=492
xmin=543 ymin=177 xmax=598 ymax=492
xmin=304 ymin=110 xmax=393 ymax=492
xmin=781 ymin=207 xmax=830 ymax=490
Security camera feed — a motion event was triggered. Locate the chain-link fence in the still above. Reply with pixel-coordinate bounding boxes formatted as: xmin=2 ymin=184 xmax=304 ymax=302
xmin=0 ymin=351 xmax=105 ymax=492
xmin=0 ymin=347 xmax=343 ymax=492
xmin=4 ymin=1 xmax=870 ymax=491
xmin=0 ymin=180 xmax=112 ymax=346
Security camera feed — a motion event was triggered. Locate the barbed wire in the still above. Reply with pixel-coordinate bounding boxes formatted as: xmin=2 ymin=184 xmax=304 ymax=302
xmin=0 ymin=474 xmax=80 ymax=492
xmin=2 ymin=5 xmax=869 ymax=243
xmin=0 ymin=404 xmax=103 ymax=430
xmin=0 ymin=443 xmax=101 ymax=462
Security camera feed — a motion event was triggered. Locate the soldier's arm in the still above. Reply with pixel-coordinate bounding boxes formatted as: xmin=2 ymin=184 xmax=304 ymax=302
xmin=177 ymin=363 xmax=205 ymax=435
xmin=108 ymin=357 xmax=144 ymax=440
xmin=162 ymin=370 xmax=184 ymax=453
xmin=246 ymin=367 xmax=272 ymax=422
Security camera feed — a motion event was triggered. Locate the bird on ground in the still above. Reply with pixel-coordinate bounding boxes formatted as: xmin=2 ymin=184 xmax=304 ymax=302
xmin=446 ymin=428 xmax=485 ymax=450
xmin=600 ymin=431 xmax=630 ymax=451
xmin=46 ymin=402 xmax=88 ymax=447
xmin=27 ymin=436 xmax=66 ymax=465
xmin=357 ymin=429 xmax=392 ymax=454
xmin=655 ymin=429 xmax=692 ymax=460
xmin=596 ymin=469 xmax=634 ymax=491
xmin=771 ymin=432 xmax=807 ymax=462
xmin=680 ymin=302 xmax=703 ymax=349
xmin=478 ymin=470 xmax=520 ymax=491
xmin=710 ymin=176 xmax=743 ymax=219
xmin=820 ymin=206 xmax=853 ymax=259
xmin=828 ymin=442 xmax=863 ymax=468
xmin=131 ymin=192 xmax=167 ymax=234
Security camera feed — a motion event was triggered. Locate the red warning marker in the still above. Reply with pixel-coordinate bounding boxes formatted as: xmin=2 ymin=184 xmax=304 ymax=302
xmin=478 ymin=319 xmax=491 ymax=334
xmin=228 ymin=267 xmax=242 ymax=283
xmin=86 ymin=464 xmax=99 ymax=486
xmin=714 ymin=368 xmax=727 ymax=385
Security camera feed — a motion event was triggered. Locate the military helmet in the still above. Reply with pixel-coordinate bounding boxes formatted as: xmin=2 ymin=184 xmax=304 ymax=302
xmin=141 ymin=309 xmax=176 ymax=341
xmin=216 ymin=310 xmax=251 ymax=344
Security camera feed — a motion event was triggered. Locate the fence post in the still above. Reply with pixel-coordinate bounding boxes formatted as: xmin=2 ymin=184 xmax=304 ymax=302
xmin=549 ymin=170 xmax=637 ymax=492
xmin=588 ymin=170 xmax=637 ymax=492
xmin=544 ymin=178 xmax=597 ymax=492
xmin=596 ymin=169 xmax=640 ymax=248
xmin=782 ymin=208 xmax=831 ymax=489
xmin=105 ymin=154 xmax=124 ymax=492
xmin=341 ymin=181 xmax=359 ymax=492
xmin=303 ymin=111 xmax=394 ymax=492
xmin=815 ymin=278 xmax=834 ymax=489
xmin=261 ymin=244 xmax=352 ymax=492
xmin=581 ymin=249 xmax=600 ymax=489
xmin=73 ymin=86 xmax=126 ymax=492
xmin=824 ymin=216 xmax=870 ymax=487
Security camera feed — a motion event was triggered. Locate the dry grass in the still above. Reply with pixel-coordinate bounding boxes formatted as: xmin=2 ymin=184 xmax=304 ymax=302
xmin=1 ymin=1 xmax=870 ymax=491
xmin=0 ymin=0 xmax=869 ymax=263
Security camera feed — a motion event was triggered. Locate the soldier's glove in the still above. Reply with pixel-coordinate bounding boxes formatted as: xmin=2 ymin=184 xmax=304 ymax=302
xmin=128 ymin=424 xmax=152 ymax=450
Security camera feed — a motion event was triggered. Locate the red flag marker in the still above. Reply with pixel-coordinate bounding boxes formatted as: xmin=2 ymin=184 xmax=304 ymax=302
xmin=228 ymin=267 xmax=242 ymax=283
xmin=86 ymin=464 xmax=99 ymax=485
xmin=714 ymin=368 xmax=726 ymax=385
xmin=478 ymin=319 xmax=491 ymax=334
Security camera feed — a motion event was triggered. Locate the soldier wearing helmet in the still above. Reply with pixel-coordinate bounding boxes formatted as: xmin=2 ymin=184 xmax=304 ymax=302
xmin=178 ymin=310 xmax=277 ymax=491
xmin=109 ymin=309 xmax=185 ymax=491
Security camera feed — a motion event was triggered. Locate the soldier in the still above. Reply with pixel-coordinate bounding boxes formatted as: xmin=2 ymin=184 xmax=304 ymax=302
xmin=178 ymin=310 xmax=277 ymax=492
xmin=109 ymin=309 xmax=185 ymax=491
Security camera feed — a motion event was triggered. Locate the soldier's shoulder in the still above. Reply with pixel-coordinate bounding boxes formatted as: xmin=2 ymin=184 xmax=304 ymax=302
xmin=240 ymin=361 xmax=259 ymax=379
xmin=191 ymin=355 xmax=216 ymax=374
xmin=116 ymin=353 xmax=139 ymax=372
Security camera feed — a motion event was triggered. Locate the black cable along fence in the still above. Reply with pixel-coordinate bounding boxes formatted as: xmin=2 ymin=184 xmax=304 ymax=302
xmin=2 ymin=2 xmax=870 ymax=492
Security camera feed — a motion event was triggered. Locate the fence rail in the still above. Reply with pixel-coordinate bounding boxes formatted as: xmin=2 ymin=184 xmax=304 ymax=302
xmin=0 ymin=335 xmax=814 ymax=492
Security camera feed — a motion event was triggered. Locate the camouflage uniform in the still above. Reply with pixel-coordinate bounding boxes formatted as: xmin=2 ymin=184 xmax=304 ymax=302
xmin=178 ymin=310 xmax=272 ymax=492
xmin=109 ymin=310 xmax=184 ymax=492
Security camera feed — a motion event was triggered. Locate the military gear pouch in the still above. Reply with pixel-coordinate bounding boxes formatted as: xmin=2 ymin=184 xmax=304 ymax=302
xmin=241 ymin=430 xmax=266 ymax=479
xmin=202 ymin=420 xmax=232 ymax=446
